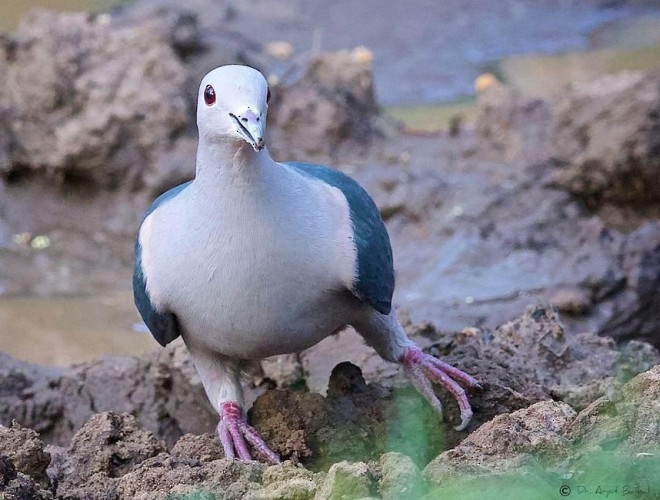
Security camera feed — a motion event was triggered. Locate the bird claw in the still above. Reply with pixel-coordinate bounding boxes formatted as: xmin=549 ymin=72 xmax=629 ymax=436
xmin=400 ymin=346 xmax=479 ymax=431
xmin=218 ymin=401 xmax=281 ymax=464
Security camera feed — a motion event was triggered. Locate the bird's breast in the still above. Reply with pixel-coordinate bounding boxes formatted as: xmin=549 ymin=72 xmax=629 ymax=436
xmin=141 ymin=177 xmax=358 ymax=358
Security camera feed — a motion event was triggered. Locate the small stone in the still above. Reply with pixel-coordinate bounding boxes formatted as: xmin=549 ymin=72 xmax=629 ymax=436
xmin=378 ymin=452 xmax=423 ymax=500
xmin=262 ymin=461 xmax=317 ymax=486
xmin=550 ymin=288 xmax=591 ymax=316
xmin=264 ymin=40 xmax=294 ymax=60
xmin=12 ymin=233 xmax=31 ymax=246
xmin=450 ymin=205 xmax=464 ymax=218
xmin=475 ymin=73 xmax=500 ymax=93
xmin=30 ymin=235 xmax=51 ymax=250
xmin=351 ymin=46 xmax=373 ymax=65
xmin=248 ymin=477 xmax=317 ymax=499
xmin=316 ymin=461 xmax=372 ymax=500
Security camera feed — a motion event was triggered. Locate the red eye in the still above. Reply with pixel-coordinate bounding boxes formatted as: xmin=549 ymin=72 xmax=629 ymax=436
xmin=266 ymin=87 xmax=271 ymax=104
xmin=204 ymin=85 xmax=216 ymax=106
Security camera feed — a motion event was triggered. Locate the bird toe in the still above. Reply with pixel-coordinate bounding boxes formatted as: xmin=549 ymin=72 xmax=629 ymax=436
xmin=219 ymin=401 xmax=280 ymax=464
xmin=400 ymin=346 xmax=478 ymax=431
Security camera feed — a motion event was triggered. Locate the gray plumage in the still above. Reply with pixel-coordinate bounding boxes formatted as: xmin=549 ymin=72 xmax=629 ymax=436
xmin=132 ymin=65 xmax=478 ymax=462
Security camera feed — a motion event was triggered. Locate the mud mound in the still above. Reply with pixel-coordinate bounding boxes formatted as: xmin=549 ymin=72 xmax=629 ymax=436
xmin=569 ymin=363 xmax=660 ymax=455
xmin=0 ymin=9 xmax=188 ymax=189
xmin=268 ymin=48 xmax=388 ymax=160
xmin=550 ymin=70 xmax=660 ymax=207
xmin=423 ymin=366 xmax=660 ymax=497
xmin=475 ymin=82 xmax=551 ymax=163
xmin=250 ymin=307 xmax=659 ymax=468
xmin=2 ymin=309 xmax=658 ymax=473
xmin=425 ymin=400 xmax=577 ymax=482
xmin=1 ymin=308 xmax=658 ymax=498
xmin=48 ymin=412 xmax=167 ymax=498
xmin=1 ymin=364 xmax=658 ymax=499
xmin=0 ymin=9 xmax=387 ymax=191
xmin=0 ymin=344 xmax=217 ymax=448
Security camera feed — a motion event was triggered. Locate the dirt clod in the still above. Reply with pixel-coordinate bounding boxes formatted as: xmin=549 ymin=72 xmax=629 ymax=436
xmin=0 ymin=422 xmax=50 ymax=487
xmin=317 ymin=461 xmax=372 ymax=500
xmin=48 ymin=412 xmax=166 ymax=498
xmin=0 ymin=454 xmax=53 ymax=500
xmin=378 ymin=452 xmax=424 ymax=500
xmin=475 ymin=82 xmax=551 ymax=163
xmin=170 ymin=433 xmax=224 ymax=462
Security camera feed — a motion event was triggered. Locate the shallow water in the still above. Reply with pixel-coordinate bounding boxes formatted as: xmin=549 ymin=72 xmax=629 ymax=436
xmin=388 ymin=15 xmax=660 ymax=131
xmin=0 ymin=292 xmax=155 ymax=366
xmin=0 ymin=0 xmax=124 ymax=30
xmin=500 ymin=41 xmax=660 ymax=100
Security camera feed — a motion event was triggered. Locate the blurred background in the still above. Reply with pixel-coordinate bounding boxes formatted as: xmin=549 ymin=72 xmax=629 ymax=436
xmin=0 ymin=0 xmax=659 ymax=378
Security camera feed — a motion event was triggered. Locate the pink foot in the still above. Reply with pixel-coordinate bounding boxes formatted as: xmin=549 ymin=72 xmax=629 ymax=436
xmin=400 ymin=346 xmax=481 ymax=431
xmin=217 ymin=401 xmax=281 ymax=464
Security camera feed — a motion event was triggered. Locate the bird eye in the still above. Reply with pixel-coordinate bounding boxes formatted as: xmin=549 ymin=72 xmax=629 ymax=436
xmin=266 ymin=87 xmax=271 ymax=104
xmin=204 ymin=85 xmax=216 ymax=106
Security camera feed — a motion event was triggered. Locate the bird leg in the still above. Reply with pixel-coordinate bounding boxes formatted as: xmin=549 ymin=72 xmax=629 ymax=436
xmin=400 ymin=346 xmax=481 ymax=431
xmin=217 ymin=401 xmax=281 ymax=464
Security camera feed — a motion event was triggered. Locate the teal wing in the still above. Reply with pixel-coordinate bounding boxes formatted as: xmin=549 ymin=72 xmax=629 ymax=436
xmin=286 ymin=162 xmax=394 ymax=315
xmin=132 ymin=181 xmax=191 ymax=346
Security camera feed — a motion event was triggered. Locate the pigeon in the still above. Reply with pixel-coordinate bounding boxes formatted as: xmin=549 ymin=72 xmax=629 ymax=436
xmin=133 ymin=65 xmax=480 ymax=463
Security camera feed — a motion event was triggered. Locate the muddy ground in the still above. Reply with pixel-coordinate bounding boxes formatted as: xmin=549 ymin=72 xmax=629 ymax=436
xmin=0 ymin=3 xmax=659 ymax=499
xmin=1 ymin=308 xmax=659 ymax=498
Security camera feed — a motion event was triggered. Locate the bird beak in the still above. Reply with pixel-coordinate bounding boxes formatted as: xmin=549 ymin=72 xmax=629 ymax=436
xmin=230 ymin=110 xmax=266 ymax=151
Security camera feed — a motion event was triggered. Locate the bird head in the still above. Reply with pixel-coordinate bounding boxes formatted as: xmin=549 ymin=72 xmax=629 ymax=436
xmin=196 ymin=65 xmax=270 ymax=151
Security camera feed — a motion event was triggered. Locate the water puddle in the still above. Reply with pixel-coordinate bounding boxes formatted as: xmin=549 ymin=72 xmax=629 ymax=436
xmin=386 ymin=16 xmax=660 ymax=132
xmin=0 ymin=292 xmax=156 ymax=366
xmin=0 ymin=0 xmax=124 ymax=31
xmin=386 ymin=100 xmax=478 ymax=135
xmin=500 ymin=42 xmax=660 ymax=100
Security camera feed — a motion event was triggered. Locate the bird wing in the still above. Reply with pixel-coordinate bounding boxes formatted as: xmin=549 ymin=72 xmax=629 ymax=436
xmin=132 ymin=181 xmax=191 ymax=347
xmin=285 ymin=162 xmax=394 ymax=315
